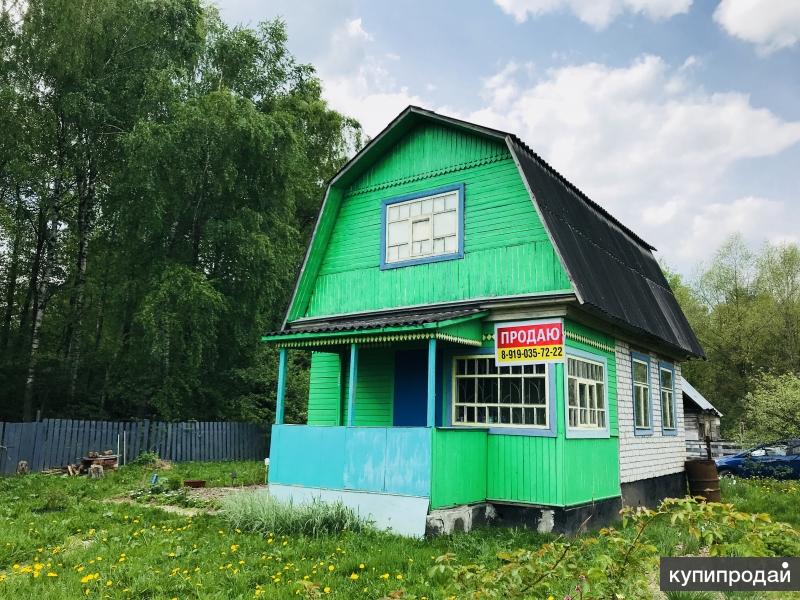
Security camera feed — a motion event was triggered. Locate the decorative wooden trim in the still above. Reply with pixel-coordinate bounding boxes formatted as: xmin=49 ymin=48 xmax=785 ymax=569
xmin=565 ymin=330 xmax=614 ymax=354
xmin=346 ymin=153 xmax=507 ymax=197
xmin=277 ymin=331 xmax=481 ymax=349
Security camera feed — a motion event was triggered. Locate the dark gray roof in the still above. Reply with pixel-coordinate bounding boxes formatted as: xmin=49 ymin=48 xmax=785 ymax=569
xmin=507 ymin=137 xmax=704 ymax=358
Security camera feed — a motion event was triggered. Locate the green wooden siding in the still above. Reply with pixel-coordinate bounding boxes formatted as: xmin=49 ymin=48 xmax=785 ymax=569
xmin=342 ymin=348 xmax=394 ymax=426
xmin=565 ymin=320 xmax=618 ymax=436
xmin=290 ymin=123 xmax=571 ymax=320
xmin=307 ymin=351 xmax=342 ymax=425
xmin=562 ymin=437 xmax=620 ymax=504
xmin=430 ymin=428 xmax=488 ymax=508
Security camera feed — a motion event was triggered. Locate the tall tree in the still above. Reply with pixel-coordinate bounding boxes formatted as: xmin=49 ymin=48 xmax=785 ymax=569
xmin=0 ymin=2 xmax=357 ymax=423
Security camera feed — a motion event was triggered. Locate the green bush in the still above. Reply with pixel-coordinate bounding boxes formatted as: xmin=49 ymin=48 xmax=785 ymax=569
xmin=32 ymin=486 xmax=73 ymax=512
xmin=219 ymin=491 xmax=370 ymax=537
xmin=130 ymin=450 xmax=160 ymax=466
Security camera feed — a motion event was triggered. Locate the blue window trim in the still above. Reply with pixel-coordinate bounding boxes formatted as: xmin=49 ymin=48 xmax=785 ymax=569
xmin=658 ymin=361 xmax=678 ymax=436
xmin=564 ymin=346 xmax=610 ymax=439
xmin=379 ymin=183 xmax=465 ymax=270
xmin=442 ymin=346 xmax=557 ymax=437
xmin=631 ymin=351 xmax=653 ymax=436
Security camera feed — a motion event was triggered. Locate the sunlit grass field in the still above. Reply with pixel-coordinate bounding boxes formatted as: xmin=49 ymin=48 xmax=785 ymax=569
xmin=0 ymin=462 xmax=797 ymax=599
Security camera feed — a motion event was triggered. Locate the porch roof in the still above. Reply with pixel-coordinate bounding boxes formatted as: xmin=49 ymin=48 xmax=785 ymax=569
xmin=261 ymin=308 xmax=486 ymax=348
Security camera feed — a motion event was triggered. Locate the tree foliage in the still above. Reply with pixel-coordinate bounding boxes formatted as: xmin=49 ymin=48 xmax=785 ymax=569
xmin=0 ymin=0 xmax=360 ymax=422
xmin=668 ymin=235 xmax=800 ymax=437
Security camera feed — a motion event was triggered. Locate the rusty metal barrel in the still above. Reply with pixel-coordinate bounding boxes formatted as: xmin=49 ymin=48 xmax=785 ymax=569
xmin=685 ymin=459 xmax=721 ymax=502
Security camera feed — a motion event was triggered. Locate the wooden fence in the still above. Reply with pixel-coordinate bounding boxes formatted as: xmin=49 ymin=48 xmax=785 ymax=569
xmin=0 ymin=419 xmax=269 ymax=475
xmin=686 ymin=439 xmax=744 ymax=459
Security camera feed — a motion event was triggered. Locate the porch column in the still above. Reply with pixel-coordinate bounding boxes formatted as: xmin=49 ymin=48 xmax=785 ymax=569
xmin=275 ymin=347 xmax=287 ymax=425
xmin=427 ymin=337 xmax=437 ymax=427
xmin=346 ymin=343 xmax=358 ymax=426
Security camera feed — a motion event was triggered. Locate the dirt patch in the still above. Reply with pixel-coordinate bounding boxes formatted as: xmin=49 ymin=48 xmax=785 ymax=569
xmin=186 ymin=484 xmax=266 ymax=503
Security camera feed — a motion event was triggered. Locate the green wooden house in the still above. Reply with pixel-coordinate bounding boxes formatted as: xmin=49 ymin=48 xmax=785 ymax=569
xmin=262 ymin=107 xmax=704 ymax=537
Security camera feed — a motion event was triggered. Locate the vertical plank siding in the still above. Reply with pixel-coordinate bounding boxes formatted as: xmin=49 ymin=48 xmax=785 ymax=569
xmin=0 ymin=420 xmax=269 ymax=474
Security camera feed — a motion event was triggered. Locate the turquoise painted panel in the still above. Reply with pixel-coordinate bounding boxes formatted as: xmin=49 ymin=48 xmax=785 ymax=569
xmin=271 ymin=425 xmax=431 ymax=497
xmin=385 ymin=428 xmax=432 ymax=497
xmin=343 ymin=427 xmax=387 ymax=492
xmin=268 ymin=425 xmax=346 ymax=490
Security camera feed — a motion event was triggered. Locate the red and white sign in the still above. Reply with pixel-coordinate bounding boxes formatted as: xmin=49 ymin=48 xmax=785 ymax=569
xmin=494 ymin=319 xmax=564 ymax=365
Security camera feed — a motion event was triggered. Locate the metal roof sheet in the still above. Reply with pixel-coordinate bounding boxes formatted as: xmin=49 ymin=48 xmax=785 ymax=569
xmin=682 ymin=379 xmax=722 ymax=416
xmin=266 ymin=308 xmax=484 ymax=337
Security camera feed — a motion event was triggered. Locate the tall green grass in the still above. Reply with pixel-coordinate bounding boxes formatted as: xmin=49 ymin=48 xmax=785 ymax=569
xmin=219 ymin=491 xmax=371 ymax=537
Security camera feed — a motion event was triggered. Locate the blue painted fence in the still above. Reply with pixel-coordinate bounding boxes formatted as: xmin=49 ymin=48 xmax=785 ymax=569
xmin=0 ymin=419 xmax=269 ymax=474
xmin=269 ymin=425 xmax=432 ymax=497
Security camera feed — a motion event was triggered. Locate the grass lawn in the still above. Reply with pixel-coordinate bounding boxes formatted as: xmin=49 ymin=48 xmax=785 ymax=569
xmin=0 ymin=462 xmax=797 ymax=599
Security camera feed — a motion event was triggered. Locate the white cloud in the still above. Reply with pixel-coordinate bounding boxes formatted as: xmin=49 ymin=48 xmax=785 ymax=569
xmin=464 ymin=55 xmax=800 ymax=264
xmin=714 ymin=0 xmax=800 ymax=54
xmin=316 ymin=18 xmax=429 ymax=137
xmin=494 ymin=0 xmax=692 ymax=29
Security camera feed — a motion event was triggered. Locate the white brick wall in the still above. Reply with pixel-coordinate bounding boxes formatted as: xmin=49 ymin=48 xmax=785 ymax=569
xmin=616 ymin=340 xmax=686 ymax=483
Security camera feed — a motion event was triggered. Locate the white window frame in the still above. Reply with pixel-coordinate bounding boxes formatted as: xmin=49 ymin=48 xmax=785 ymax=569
xmin=660 ymin=365 xmax=676 ymax=431
xmin=632 ymin=356 xmax=652 ymax=432
xmin=567 ymin=355 xmax=607 ymax=430
xmin=382 ymin=185 xmax=462 ymax=268
xmin=451 ymin=355 xmax=549 ymax=429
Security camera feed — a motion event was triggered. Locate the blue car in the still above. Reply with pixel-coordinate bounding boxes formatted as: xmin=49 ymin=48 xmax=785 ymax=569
xmin=715 ymin=438 xmax=800 ymax=479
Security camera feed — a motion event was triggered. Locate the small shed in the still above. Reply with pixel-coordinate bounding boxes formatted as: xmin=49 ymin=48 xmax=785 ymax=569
xmin=682 ymin=379 xmax=722 ymax=441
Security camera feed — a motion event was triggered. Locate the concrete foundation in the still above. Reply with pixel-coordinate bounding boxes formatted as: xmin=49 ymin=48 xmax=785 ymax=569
xmin=426 ymin=503 xmax=497 ymax=535
xmin=426 ymin=496 xmax=622 ymax=535
xmin=620 ymin=471 xmax=687 ymax=508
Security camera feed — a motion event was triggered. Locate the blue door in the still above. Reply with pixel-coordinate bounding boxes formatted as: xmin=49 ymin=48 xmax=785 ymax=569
xmin=393 ymin=349 xmax=427 ymax=426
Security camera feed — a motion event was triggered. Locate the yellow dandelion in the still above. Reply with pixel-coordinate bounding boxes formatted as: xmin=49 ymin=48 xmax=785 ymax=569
xmin=106 ymin=580 xmax=113 ymax=587
xmin=358 ymin=563 xmax=365 ymax=570
xmin=323 ymin=587 xmax=331 ymax=594
xmin=349 ymin=573 xmax=359 ymax=581
xmin=395 ymin=574 xmax=403 ymax=580
xmin=328 ymin=565 xmax=335 ymax=572
xmin=230 ymin=544 xmax=239 ymax=552
xmin=47 ymin=572 xmax=58 ymax=577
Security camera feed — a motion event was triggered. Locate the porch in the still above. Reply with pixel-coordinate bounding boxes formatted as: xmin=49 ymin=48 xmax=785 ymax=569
xmin=262 ymin=309 xmax=488 ymax=535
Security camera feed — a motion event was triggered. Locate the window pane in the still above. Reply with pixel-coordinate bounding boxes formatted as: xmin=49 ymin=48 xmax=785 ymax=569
xmin=568 ymin=379 xmax=577 ymax=407
xmin=500 ymin=378 xmax=522 ymax=405
xmin=433 ymin=211 xmax=457 ymax=237
xmin=421 ymin=199 xmax=433 ymax=214
xmin=499 ymin=407 xmax=510 ymax=423
xmin=457 ymin=379 xmax=475 ymax=404
xmin=487 ymin=406 xmax=498 ymax=424
xmin=387 ymin=221 xmax=407 ymax=245
xmin=477 ymin=358 xmax=489 ymax=375
xmin=444 ymin=236 xmax=457 ymax=253
xmin=524 ymin=378 xmax=545 ymax=406
xmin=477 ymin=378 xmax=498 ymax=404
xmin=456 ymin=359 xmax=466 ymax=375
xmin=433 ymin=196 xmax=445 ymax=212
xmin=633 ymin=360 xmax=648 ymax=383
xmin=409 ymin=201 xmax=421 ymax=217
xmin=455 ymin=406 xmax=465 ymax=423
xmin=660 ymin=368 xmax=673 ymax=389
xmin=445 ymin=193 xmax=458 ymax=210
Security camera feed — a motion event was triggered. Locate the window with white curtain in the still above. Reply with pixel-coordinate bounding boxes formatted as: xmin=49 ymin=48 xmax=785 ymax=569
xmin=567 ymin=356 xmax=606 ymax=428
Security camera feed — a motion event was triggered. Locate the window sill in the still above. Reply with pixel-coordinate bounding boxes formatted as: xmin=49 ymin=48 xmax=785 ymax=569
xmin=566 ymin=428 xmax=610 ymax=439
xmin=634 ymin=427 xmax=654 ymax=437
xmin=661 ymin=428 xmax=678 ymax=437
xmin=447 ymin=424 xmax=556 ymax=437
xmin=380 ymin=250 xmax=463 ymax=270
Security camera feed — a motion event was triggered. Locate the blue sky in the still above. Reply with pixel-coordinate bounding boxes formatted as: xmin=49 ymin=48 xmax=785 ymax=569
xmin=216 ymin=0 xmax=800 ymax=275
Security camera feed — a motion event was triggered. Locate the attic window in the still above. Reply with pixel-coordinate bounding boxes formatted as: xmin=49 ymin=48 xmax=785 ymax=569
xmin=381 ymin=184 xmax=464 ymax=268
